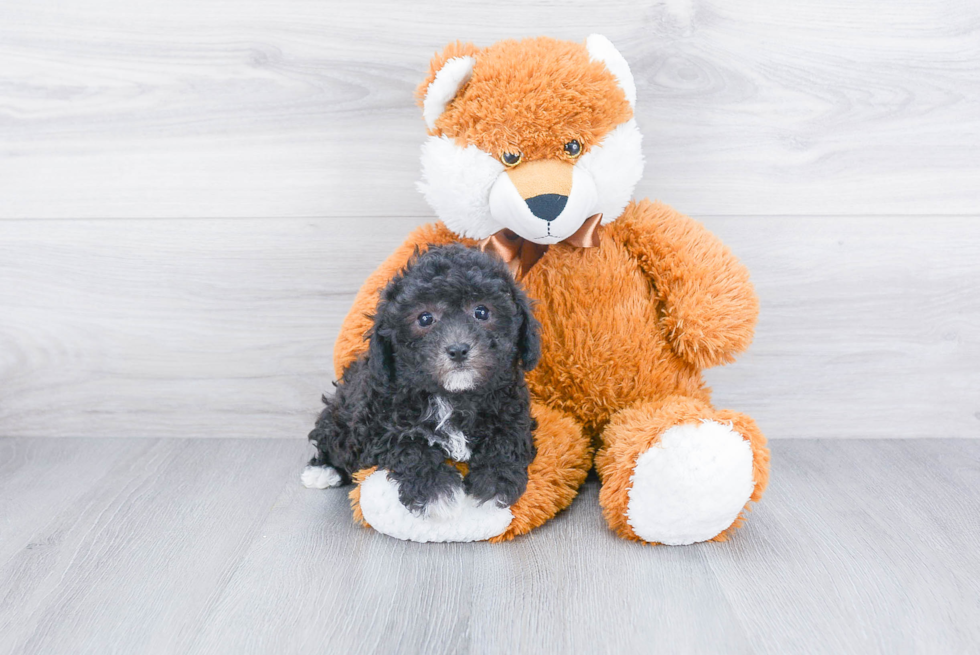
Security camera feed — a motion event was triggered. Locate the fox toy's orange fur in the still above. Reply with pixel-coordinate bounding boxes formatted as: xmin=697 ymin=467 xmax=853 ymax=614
xmin=417 ymin=38 xmax=632 ymax=161
xmin=337 ymin=36 xmax=770 ymax=544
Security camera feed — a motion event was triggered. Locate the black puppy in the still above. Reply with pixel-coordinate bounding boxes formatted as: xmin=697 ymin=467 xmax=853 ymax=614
xmin=302 ymin=244 xmax=540 ymax=518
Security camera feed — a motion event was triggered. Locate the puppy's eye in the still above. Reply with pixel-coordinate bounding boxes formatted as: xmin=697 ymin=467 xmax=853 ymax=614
xmin=417 ymin=312 xmax=434 ymax=327
xmin=474 ymin=306 xmax=490 ymax=321
xmin=564 ymin=139 xmax=582 ymax=158
xmin=500 ymin=151 xmax=522 ymax=167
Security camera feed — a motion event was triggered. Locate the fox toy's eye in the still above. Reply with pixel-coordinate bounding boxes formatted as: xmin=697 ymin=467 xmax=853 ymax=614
xmin=500 ymin=151 xmax=522 ymax=167
xmin=474 ymin=306 xmax=490 ymax=321
xmin=417 ymin=312 xmax=434 ymax=327
xmin=564 ymin=139 xmax=582 ymax=158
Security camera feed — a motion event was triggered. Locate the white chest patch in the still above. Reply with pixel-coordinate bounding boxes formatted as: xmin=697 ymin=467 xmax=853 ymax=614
xmin=425 ymin=396 xmax=471 ymax=462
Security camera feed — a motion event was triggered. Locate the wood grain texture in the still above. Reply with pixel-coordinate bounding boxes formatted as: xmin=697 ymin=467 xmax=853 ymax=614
xmin=1 ymin=215 xmax=978 ymax=439
xmin=0 ymin=439 xmax=153 ymax=565
xmin=704 ymin=215 xmax=980 ymax=439
xmin=0 ymin=438 xmax=977 ymax=654
xmin=2 ymin=0 xmax=979 ymax=218
xmin=0 ymin=438 xmax=302 ymax=655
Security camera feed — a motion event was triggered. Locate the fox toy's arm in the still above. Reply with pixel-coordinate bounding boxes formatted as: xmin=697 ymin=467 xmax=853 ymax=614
xmin=609 ymin=199 xmax=759 ymax=369
xmin=332 ymin=222 xmax=462 ymax=378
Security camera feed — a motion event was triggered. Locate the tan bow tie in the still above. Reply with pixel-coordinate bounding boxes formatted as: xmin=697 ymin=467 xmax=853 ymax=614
xmin=477 ymin=213 xmax=603 ymax=279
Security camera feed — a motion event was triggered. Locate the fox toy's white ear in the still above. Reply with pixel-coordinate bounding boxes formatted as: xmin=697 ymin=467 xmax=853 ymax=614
xmin=422 ymin=55 xmax=476 ymax=130
xmin=586 ymin=34 xmax=636 ymax=107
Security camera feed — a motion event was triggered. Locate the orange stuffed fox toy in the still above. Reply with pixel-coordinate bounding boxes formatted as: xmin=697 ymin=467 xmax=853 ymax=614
xmin=307 ymin=35 xmax=769 ymax=545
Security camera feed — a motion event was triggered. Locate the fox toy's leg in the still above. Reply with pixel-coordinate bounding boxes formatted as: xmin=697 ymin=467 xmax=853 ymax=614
xmin=595 ymin=395 xmax=769 ymax=545
xmin=491 ymin=402 xmax=592 ymax=542
xmin=349 ymin=402 xmax=591 ymax=543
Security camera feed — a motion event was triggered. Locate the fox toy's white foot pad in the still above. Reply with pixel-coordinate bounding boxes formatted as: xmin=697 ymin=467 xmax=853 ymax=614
xmin=359 ymin=470 xmax=513 ymax=543
xmin=626 ymin=420 xmax=755 ymax=546
xmin=301 ymin=465 xmax=343 ymax=489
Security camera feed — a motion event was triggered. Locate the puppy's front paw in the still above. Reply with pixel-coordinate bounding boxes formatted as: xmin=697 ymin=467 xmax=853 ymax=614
xmin=420 ymin=486 xmax=464 ymax=520
xmin=394 ymin=465 xmax=464 ymax=519
xmin=358 ymin=469 xmax=514 ymax=543
xmin=464 ymin=467 xmax=527 ymax=508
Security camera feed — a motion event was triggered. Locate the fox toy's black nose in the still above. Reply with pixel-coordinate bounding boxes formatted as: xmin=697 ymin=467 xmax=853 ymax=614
xmin=446 ymin=343 xmax=471 ymax=362
xmin=525 ymin=193 xmax=568 ymax=222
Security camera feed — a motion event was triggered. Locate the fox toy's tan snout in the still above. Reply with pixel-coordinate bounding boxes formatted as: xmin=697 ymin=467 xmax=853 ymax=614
xmin=506 ymin=160 xmax=574 ymax=222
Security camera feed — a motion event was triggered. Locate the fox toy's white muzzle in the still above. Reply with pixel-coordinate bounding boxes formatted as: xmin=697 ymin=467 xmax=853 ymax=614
xmin=417 ymin=120 xmax=643 ymax=242
xmin=488 ymin=161 xmax=598 ymax=245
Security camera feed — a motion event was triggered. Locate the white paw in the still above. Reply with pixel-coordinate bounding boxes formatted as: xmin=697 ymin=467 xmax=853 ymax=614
xmin=359 ymin=470 xmax=513 ymax=543
xmin=421 ymin=487 xmax=464 ymax=520
xmin=300 ymin=465 xmax=343 ymax=489
xmin=626 ymin=420 xmax=755 ymax=546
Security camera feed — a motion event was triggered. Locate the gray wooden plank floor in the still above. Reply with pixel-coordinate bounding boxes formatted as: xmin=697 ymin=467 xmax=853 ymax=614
xmin=0 ymin=438 xmax=977 ymax=655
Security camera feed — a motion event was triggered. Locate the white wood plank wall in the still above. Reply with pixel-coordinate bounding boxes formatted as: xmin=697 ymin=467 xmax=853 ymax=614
xmin=1 ymin=1 xmax=978 ymax=438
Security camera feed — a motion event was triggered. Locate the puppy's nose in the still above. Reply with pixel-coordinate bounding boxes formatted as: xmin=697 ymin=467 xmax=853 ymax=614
xmin=446 ymin=343 xmax=471 ymax=362
xmin=525 ymin=194 xmax=568 ymax=222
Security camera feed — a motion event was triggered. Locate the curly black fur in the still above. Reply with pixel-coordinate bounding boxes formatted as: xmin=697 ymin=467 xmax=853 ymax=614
xmin=307 ymin=244 xmax=540 ymax=515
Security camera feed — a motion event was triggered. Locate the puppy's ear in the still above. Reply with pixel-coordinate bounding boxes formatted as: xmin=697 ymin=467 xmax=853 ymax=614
xmin=367 ymin=325 xmax=396 ymax=383
xmin=510 ymin=284 xmax=542 ymax=371
xmin=367 ymin=270 xmax=407 ymax=383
